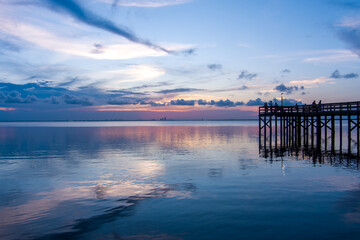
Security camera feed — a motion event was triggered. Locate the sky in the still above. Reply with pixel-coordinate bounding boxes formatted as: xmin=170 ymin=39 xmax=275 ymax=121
xmin=0 ymin=0 xmax=360 ymax=120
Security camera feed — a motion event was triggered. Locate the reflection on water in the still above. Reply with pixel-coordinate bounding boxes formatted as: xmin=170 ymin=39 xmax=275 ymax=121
xmin=0 ymin=122 xmax=360 ymax=240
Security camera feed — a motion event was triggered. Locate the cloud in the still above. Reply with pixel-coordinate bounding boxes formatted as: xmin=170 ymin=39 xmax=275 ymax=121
xmin=129 ymin=82 xmax=172 ymax=90
xmin=271 ymin=98 xmax=302 ymax=106
xmin=197 ymin=99 xmax=210 ymax=105
xmin=103 ymin=0 xmax=193 ymax=8
xmin=246 ymin=98 xmax=265 ymax=106
xmin=91 ymin=43 xmax=105 ymax=54
xmin=274 ymin=84 xmax=304 ymax=94
xmin=281 ymin=69 xmax=290 ymax=73
xmin=245 ymin=97 xmax=302 ymax=106
xmin=50 ymin=96 xmax=60 ymax=104
xmin=302 ymin=49 xmax=358 ymax=63
xmin=0 ymin=19 xmax=171 ymax=60
xmin=336 ymin=15 xmax=360 ymax=58
xmin=330 ymin=70 xmax=359 ymax=79
xmin=214 ymin=99 xmax=244 ymax=107
xmin=237 ymin=85 xmax=249 ymax=90
xmin=196 ymin=99 xmax=243 ymax=107
xmin=57 ymin=77 xmax=82 ymax=87
xmin=290 ymin=77 xmax=334 ymax=86
xmin=63 ymin=94 xmax=93 ymax=105
xmin=3 ymin=91 xmax=38 ymax=103
xmin=170 ymin=99 xmax=195 ymax=106
xmin=207 ymin=64 xmax=222 ymax=71
xmin=107 ymin=89 xmax=147 ymax=96
xmin=156 ymin=88 xmax=202 ymax=94
xmin=107 ymin=98 xmax=140 ymax=105
xmin=92 ymin=65 xmax=166 ymax=86
xmin=36 ymin=0 xmax=170 ymax=53
xmin=0 ymin=82 xmax=69 ymax=99
xmin=238 ymin=70 xmax=257 ymax=80
xmin=140 ymin=100 xmax=165 ymax=107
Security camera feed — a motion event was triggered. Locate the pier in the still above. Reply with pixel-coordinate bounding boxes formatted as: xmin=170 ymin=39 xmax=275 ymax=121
xmin=259 ymin=101 xmax=360 ymax=157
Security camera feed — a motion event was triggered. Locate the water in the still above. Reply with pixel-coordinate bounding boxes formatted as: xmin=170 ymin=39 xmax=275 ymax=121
xmin=0 ymin=121 xmax=360 ymax=240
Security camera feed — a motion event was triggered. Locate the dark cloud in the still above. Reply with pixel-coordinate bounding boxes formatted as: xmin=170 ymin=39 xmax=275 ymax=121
xmin=330 ymin=70 xmax=359 ymax=79
xmin=4 ymin=91 xmax=38 ymax=103
xmin=178 ymin=48 xmax=197 ymax=56
xmin=197 ymin=99 xmax=208 ymax=105
xmin=274 ymin=83 xmax=304 ymax=94
xmin=282 ymin=69 xmax=290 ymax=73
xmin=237 ymin=85 xmax=249 ymax=90
xmin=107 ymin=89 xmax=147 ymax=96
xmin=208 ymin=64 xmax=222 ymax=71
xmin=214 ymin=99 xmax=244 ymax=107
xmin=91 ymin=43 xmax=105 ymax=54
xmin=107 ymin=97 xmax=140 ymax=105
xmin=63 ymin=94 xmax=93 ymax=105
xmin=170 ymin=99 xmax=196 ymax=106
xmin=336 ymin=25 xmax=360 ymax=57
xmin=238 ymin=70 xmax=257 ymax=80
xmin=35 ymin=0 xmax=170 ymax=53
xmin=156 ymin=88 xmax=202 ymax=94
xmin=50 ymin=96 xmax=60 ymax=104
xmin=0 ymin=82 xmax=69 ymax=99
xmin=246 ymin=98 xmax=265 ymax=106
xmin=196 ymin=99 xmax=243 ymax=107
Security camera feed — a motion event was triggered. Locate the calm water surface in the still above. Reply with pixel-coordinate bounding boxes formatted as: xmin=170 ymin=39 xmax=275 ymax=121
xmin=0 ymin=121 xmax=360 ymax=240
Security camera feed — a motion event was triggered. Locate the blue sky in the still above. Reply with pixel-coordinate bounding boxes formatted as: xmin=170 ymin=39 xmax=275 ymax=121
xmin=0 ymin=0 xmax=359 ymax=120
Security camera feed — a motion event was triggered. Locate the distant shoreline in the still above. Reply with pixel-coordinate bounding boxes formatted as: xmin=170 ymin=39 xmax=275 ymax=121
xmin=0 ymin=119 xmax=258 ymax=122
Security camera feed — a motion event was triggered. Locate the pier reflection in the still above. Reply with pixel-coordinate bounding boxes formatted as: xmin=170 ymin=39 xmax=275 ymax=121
xmin=260 ymin=146 xmax=359 ymax=169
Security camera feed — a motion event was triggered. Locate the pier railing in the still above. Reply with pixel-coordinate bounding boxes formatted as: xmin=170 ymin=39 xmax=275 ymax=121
xmin=259 ymin=101 xmax=360 ymax=116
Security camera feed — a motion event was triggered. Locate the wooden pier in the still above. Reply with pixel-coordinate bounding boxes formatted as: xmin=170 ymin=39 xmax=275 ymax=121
xmin=259 ymin=101 xmax=360 ymax=156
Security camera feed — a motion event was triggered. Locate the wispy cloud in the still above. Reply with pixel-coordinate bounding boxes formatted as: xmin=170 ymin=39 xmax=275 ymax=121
xmin=37 ymin=0 xmax=170 ymax=53
xmin=290 ymin=77 xmax=335 ymax=87
xmin=156 ymin=88 xmax=202 ymax=94
xmin=0 ymin=19 xmax=171 ymax=60
xmin=92 ymin=65 xmax=166 ymax=87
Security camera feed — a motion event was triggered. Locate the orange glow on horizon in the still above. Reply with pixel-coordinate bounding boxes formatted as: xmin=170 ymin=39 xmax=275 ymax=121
xmin=0 ymin=107 xmax=16 ymax=111
xmin=85 ymin=104 xmax=259 ymax=113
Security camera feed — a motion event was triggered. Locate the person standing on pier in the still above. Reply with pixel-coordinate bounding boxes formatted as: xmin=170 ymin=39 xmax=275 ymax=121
xmin=312 ymin=100 xmax=317 ymax=112
xmin=264 ymin=102 xmax=268 ymax=113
